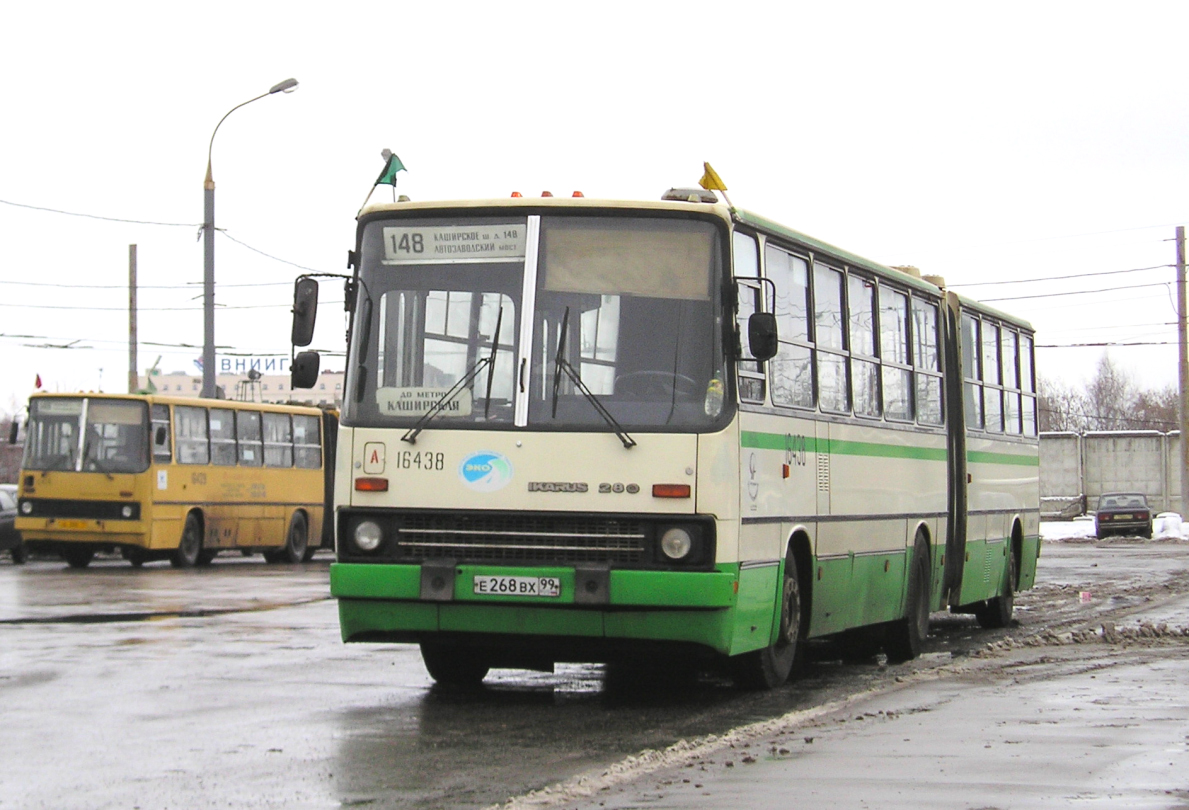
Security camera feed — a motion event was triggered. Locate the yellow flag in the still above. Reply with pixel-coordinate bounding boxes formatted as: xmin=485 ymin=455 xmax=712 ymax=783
xmin=699 ymin=162 xmax=727 ymax=191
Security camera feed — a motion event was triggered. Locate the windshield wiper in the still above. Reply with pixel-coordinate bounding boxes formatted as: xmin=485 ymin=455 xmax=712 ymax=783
xmin=402 ymin=307 xmax=505 ymax=444
xmin=551 ymin=307 xmax=636 ymax=449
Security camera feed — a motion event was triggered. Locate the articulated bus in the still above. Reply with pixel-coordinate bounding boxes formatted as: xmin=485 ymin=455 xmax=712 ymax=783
xmin=291 ymin=185 xmax=1039 ymax=688
xmin=16 ymin=393 xmax=337 ymax=568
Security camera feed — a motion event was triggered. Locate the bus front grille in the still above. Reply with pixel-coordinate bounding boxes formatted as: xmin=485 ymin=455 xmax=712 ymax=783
xmin=395 ymin=514 xmax=647 ymax=565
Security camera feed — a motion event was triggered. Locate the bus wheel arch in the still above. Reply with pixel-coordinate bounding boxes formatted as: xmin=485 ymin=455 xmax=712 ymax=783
xmin=976 ymin=522 xmax=1020 ymax=629
xmin=731 ymin=531 xmax=810 ymax=690
xmin=280 ymin=510 xmax=310 ymax=564
xmin=886 ymin=528 xmax=931 ymax=663
xmin=171 ymin=510 xmax=204 ymax=568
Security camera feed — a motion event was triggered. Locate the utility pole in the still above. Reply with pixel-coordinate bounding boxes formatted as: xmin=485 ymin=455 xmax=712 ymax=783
xmin=1178 ymin=226 xmax=1188 ymax=517
xmin=128 ymin=244 xmax=138 ymax=394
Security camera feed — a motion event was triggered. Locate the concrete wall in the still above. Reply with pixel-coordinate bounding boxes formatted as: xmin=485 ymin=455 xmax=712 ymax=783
xmin=1040 ymin=430 xmax=1182 ymax=516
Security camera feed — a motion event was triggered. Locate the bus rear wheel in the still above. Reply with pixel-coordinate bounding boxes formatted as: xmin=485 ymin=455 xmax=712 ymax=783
xmin=171 ymin=514 xmax=203 ymax=568
xmin=975 ymin=550 xmax=1016 ymax=629
xmin=279 ymin=513 xmax=309 ymax=564
xmin=886 ymin=533 xmax=930 ymax=663
xmin=732 ymin=553 xmax=802 ymax=690
xmin=420 ymin=642 xmax=490 ymax=687
xmin=63 ymin=546 xmax=94 ymax=569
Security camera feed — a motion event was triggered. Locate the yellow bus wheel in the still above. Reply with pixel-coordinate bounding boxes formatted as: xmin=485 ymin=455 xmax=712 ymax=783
xmin=63 ymin=546 xmax=94 ymax=569
xmin=279 ymin=512 xmax=309 ymax=564
xmin=171 ymin=514 xmax=203 ymax=569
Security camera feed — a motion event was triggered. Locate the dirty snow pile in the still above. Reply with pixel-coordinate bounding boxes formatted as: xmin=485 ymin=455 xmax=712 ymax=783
xmin=1040 ymin=512 xmax=1189 ymax=542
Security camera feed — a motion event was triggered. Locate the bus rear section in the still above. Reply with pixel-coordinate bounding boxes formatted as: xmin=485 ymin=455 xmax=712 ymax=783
xmin=16 ymin=393 xmax=330 ymax=568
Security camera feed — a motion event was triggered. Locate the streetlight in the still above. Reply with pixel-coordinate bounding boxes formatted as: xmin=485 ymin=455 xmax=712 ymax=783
xmin=201 ymin=77 xmax=298 ymax=399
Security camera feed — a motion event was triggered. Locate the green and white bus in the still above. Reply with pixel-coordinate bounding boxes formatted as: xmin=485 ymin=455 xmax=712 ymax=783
xmin=290 ymin=185 xmax=1039 ymax=688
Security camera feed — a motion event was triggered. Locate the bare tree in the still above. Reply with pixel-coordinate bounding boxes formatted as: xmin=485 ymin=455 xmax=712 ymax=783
xmin=1038 ymin=376 xmax=1090 ymax=432
xmin=1085 ymin=355 xmax=1136 ymax=431
xmin=1131 ymin=384 xmax=1179 ymax=432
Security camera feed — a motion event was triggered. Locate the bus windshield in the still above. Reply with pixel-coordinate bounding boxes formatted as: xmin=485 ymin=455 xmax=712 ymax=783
xmin=23 ymin=397 xmax=150 ymax=474
xmin=345 ymin=214 xmax=729 ymax=432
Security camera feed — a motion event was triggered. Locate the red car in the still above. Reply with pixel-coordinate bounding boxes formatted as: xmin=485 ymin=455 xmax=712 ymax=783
xmin=1095 ymin=492 xmax=1154 ymax=540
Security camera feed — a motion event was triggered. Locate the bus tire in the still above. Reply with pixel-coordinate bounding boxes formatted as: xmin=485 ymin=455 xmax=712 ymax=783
xmin=11 ymin=544 xmax=28 ymax=565
xmin=171 ymin=513 xmax=203 ymax=569
xmin=63 ymin=546 xmax=94 ymax=569
xmin=886 ymin=533 xmax=930 ymax=663
xmin=731 ymin=552 xmax=802 ymax=690
xmin=975 ymin=549 xmax=1016 ymax=629
xmin=419 ymin=642 xmax=490 ymax=687
xmin=280 ymin=512 xmax=309 ymax=564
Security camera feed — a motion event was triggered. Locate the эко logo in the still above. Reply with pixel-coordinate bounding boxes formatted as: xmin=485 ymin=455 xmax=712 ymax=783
xmin=459 ymin=451 xmax=513 ymax=492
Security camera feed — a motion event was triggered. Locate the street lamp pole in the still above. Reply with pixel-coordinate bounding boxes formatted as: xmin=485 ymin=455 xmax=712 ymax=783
xmin=202 ymin=78 xmax=298 ymax=399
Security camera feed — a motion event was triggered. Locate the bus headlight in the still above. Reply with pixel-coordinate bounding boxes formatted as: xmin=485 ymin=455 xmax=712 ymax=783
xmin=121 ymin=505 xmax=134 ymax=518
xmin=660 ymin=527 xmax=693 ymax=560
xmin=354 ymin=520 xmax=383 ymax=552
xmin=20 ymin=501 xmax=32 ymax=515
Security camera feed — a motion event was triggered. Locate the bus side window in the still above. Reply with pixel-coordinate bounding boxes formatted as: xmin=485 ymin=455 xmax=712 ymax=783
xmin=293 ymin=414 xmax=322 ymax=469
xmin=175 ymin=406 xmax=210 ymax=465
xmin=237 ymin=411 xmax=263 ymax=467
xmin=734 ymin=231 xmax=766 ymax=403
xmin=765 ymin=245 xmax=812 ymax=409
xmin=263 ymin=413 xmax=293 ymax=467
xmin=209 ymin=408 xmax=237 ymax=466
xmin=151 ymin=404 xmax=172 ymax=463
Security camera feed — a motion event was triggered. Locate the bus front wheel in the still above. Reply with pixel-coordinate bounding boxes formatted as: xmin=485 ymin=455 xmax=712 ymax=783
xmin=732 ymin=553 xmax=802 ymax=690
xmin=63 ymin=546 xmax=94 ymax=569
xmin=420 ymin=642 xmax=490 ymax=687
xmin=171 ymin=514 xmax=203 ymax=568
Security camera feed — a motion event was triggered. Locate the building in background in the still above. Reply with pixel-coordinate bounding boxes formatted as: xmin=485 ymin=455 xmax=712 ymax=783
xmin=137 ymin=370 xmax=344 ymax=409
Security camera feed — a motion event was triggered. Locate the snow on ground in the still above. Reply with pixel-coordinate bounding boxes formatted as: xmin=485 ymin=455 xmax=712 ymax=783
xmin=1040 ymin=512 xmax=1189 ymax=542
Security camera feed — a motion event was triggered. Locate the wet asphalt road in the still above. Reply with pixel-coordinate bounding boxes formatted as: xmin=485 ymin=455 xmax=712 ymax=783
xmin=1 ymin=537 xmax=1186 ymax=809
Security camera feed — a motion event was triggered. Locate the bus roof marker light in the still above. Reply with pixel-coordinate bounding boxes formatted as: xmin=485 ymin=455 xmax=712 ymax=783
xmin=572 ymin=191 xmax=584 ymax=197
xmin=511 ymin=191 xmax=523 ymax=197
xmin=653 ymin=484 xmax=691 ymax=498
xmin=541 ymin=191 xmax=554 ymax=197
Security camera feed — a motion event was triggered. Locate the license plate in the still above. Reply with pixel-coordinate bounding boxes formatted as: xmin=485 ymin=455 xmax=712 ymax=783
xmin=1113 ymin=514 xmax=1132 ymax=520
xmin=473 ymin=575 xmax=561 ymax=598
xmin=56 ymin=519 xmax=88 ymax=529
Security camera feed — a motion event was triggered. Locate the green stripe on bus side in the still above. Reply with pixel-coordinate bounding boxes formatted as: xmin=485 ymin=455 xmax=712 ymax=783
xmin=741 ymin=431 xmax=1038 ymax=466
xmin=740 ymin=431 xmax=945 ymax=462
xmin=966 ymin=450 xmax=1039 ymax=467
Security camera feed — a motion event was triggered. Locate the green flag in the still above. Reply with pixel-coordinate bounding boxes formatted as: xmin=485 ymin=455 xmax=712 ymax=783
xmin=376 ymin=153 xmax=406 ymax=185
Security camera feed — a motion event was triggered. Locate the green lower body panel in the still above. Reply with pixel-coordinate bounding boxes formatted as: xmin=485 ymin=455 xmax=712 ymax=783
xmin=331 ymin=562 xmax=748 ymax=656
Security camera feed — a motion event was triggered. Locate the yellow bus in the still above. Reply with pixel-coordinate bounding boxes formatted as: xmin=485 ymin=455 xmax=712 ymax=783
xmin=16 ymin=393 xmax=337 ymax=569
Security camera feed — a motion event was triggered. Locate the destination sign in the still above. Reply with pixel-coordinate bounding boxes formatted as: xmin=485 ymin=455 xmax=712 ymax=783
xmin=382 ymin=224 xmax=526 ymax=264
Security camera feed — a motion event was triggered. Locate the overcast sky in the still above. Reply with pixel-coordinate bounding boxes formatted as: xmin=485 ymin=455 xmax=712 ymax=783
xmin=1 ymin=1 xmax=1186 ymax=415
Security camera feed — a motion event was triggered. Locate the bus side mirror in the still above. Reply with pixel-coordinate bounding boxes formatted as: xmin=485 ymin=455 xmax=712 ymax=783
xmin=291 ymin=277 xmax=319 ymax=347
xmin=748 ymin=312 xmax=778 ymax=362
xmin=8 ymin=420 xmax=18 ymax=445
xmin=292 ymin=351 xmax=321 ymax=389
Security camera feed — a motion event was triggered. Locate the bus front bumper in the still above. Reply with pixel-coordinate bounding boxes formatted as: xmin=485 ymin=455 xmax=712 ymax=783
xmin=331 ymin=562 xmax=743 ymax=656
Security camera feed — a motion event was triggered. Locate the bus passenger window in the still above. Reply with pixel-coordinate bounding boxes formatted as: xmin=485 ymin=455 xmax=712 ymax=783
xmin=293 ymin=415 xmax=322 ymax=469
xmin=880 ymin=287 xmax=911 ymax=421
xmin=766 ymin=245 xmax=812 ymax=409
xmin=175 ymin=406 xmax=210 ymax=465
xmin=237 ymin=411 xmax=263 ymax=467
xmin=209 ymin=408 xmax=237 ymax=466
xmin=913 ymin=298 xmax=943 ymax=425
xmin=263 ymin=413 xmax=293 ymax=467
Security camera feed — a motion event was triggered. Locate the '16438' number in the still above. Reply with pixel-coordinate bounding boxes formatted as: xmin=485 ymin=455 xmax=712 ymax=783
xmin=396 ymin=450 xmax=444 ymax=472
